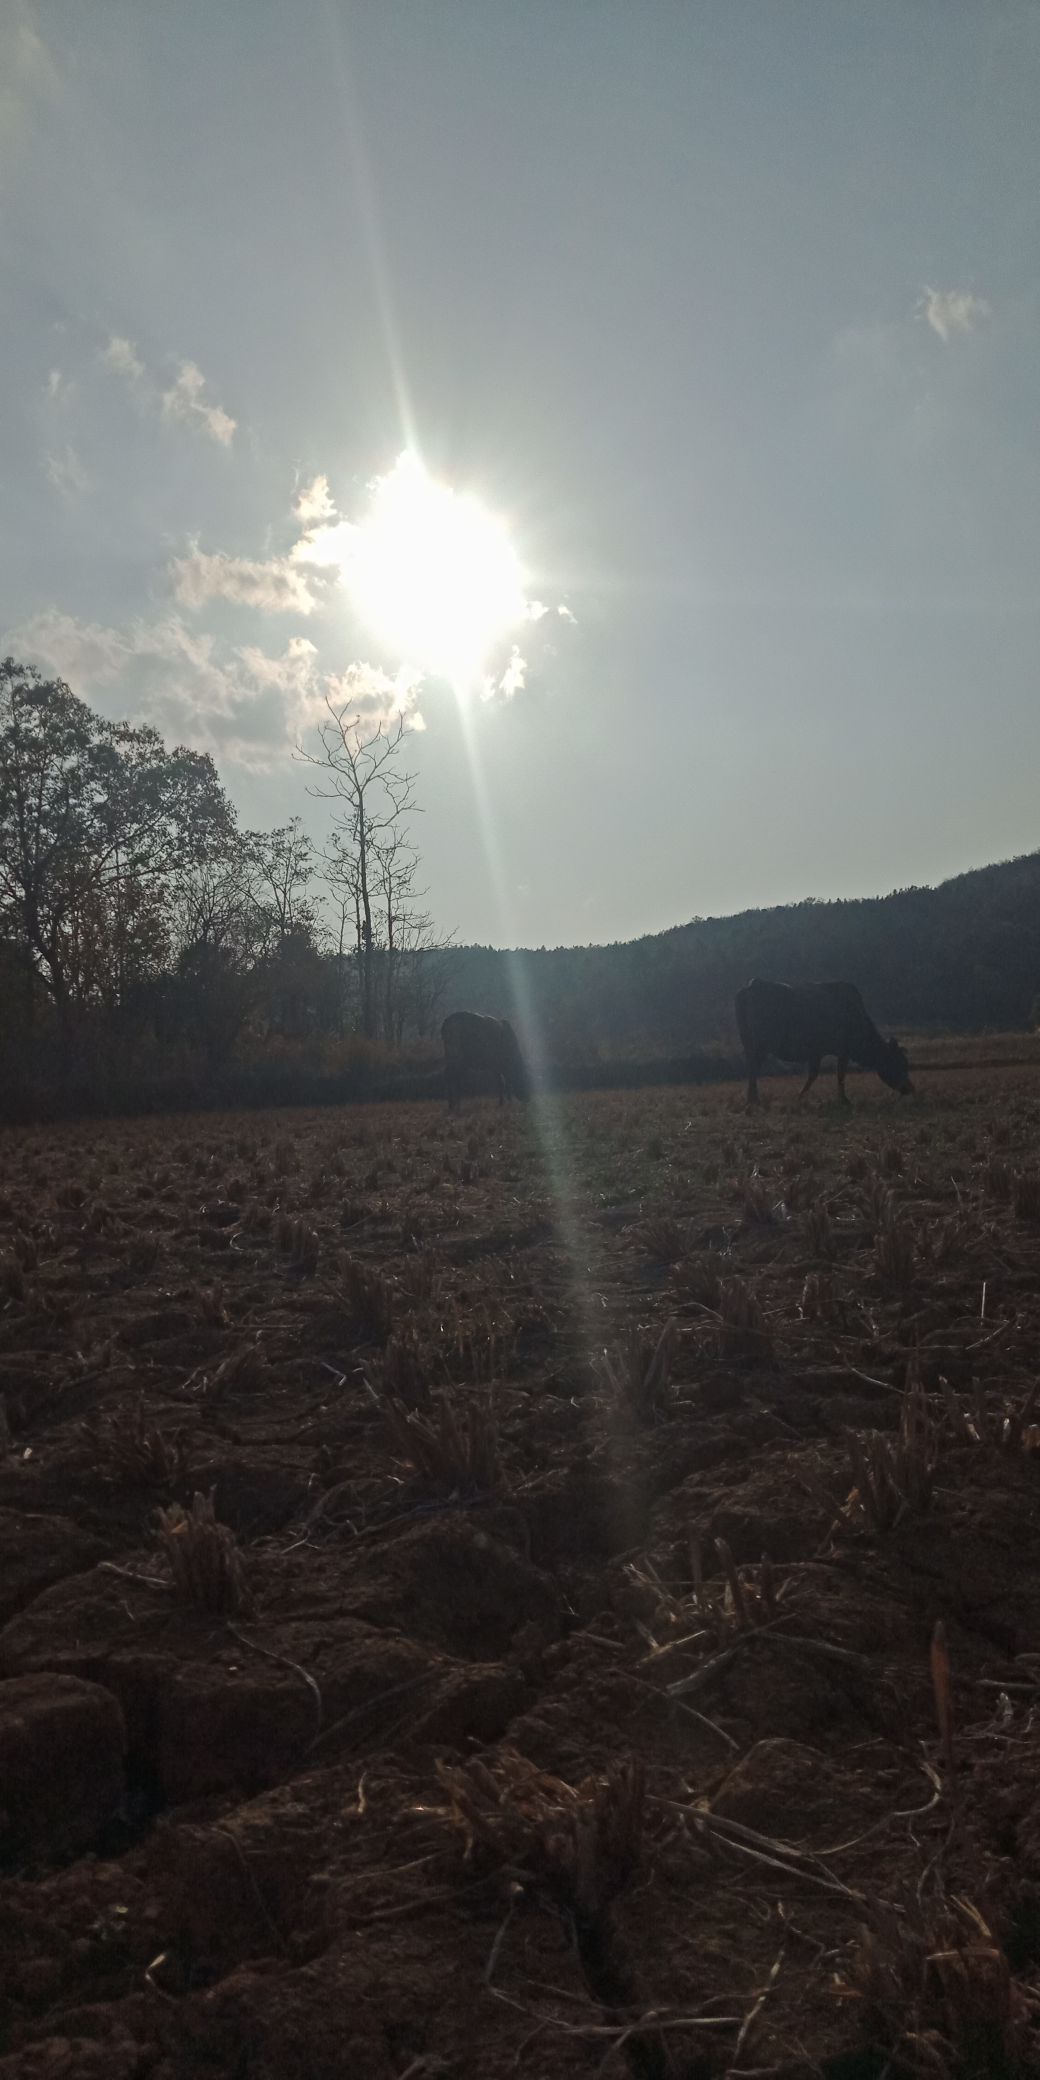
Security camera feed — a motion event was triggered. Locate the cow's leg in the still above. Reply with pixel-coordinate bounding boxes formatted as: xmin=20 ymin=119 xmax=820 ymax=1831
xmin=745 ymin=1057 xmax=762 ymax=1108
xmin=798 ymin=1058 xmax=821 ymax=1100
xmin=497 ymin=1071 xmax=506 ymax=1108
xmin=836 ymin=1055 xmax=851 ymax=1105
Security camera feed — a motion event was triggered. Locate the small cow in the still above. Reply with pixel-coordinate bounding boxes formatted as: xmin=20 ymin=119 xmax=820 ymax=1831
xmin=735 ymin=978 xmax=912 ymax=1107
xmin=441 ymin=1010 xmax=529 ymax=1110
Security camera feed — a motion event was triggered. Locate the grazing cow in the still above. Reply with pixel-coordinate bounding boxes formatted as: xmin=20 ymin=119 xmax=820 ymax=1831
xmin=441 ymin=1011 xmax=529 ymax=1109
xmin=735 ymin=979 xmax=912 ymax=1107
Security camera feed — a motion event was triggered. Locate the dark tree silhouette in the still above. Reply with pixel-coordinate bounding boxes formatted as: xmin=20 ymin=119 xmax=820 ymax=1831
xmin=0 ymin=658 xmax=232 ymax=1038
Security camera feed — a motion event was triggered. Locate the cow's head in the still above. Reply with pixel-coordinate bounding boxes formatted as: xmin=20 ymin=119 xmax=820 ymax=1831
xmin=510 ymin=1055 xmax=532 ymax=1103
xmin=879 ymin=1037 xmax=913 ymax=1095
xmin=502 ymin=1021 xmax=531 ymax=1101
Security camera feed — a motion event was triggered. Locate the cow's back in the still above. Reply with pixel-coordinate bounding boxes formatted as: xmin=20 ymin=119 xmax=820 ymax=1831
xmin=441 ymin=1011 xmax=503 ymax=1059
xmin=738 ymin=979 xmax=867 ymax=1059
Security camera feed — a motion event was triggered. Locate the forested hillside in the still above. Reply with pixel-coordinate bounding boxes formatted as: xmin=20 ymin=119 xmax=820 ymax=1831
xmin=445 ymin=853 xmax=1040 ymax=1063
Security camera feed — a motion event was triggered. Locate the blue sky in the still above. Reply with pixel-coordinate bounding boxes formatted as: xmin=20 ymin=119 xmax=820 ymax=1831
xmin=2 ymin=1 xmax=1038 ymax=947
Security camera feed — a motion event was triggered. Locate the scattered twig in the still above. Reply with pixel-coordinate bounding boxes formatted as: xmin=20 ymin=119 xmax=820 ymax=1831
xmin=725 ymin=1938 xmax=786 ymax=2077
xmin=226 ymin=1621 xmax=323 ymax=1737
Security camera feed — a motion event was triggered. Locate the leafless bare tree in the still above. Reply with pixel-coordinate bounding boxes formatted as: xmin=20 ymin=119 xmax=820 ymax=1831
xmin=298 ymin=692 xmax=418 ymax=1038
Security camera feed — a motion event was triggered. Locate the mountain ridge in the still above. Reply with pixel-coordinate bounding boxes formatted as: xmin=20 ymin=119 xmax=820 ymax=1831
xmin=442 ymin=848 xmax=1040 ymax=1055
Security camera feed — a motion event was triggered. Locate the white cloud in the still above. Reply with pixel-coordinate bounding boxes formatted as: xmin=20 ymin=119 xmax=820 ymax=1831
xmin=161 ymin=360 xmax=236 ymax=447
xmin=0 ymin=2 xmax=60 ymax=166
xmin=103 ymin=335 xmax=145 ymax=384
xmin=171 ymin=546 xmax=318 ymax=615
xmin=291 ymin=517 xmax=354 ymax=571
xmin=484 ymin=646 xmax=526 ymax=701
xmin=13 ymin=426 xmax=575 ymax=808
xmin=294 ymin=474 xmax=337 ymax=529
xmin=918 ymin=287 xmax=991 ymax=343
xmin=9 ymin=609 xmax=120 ymax=686
xmin=324 ymin=660 xmax=424 ymax=730
xmin=4 ymin=607 xmax=420 ymax=771
xmin=45 ymin=367 xmax=75 ymax=407
xmin=44 ymin=444 xmax=88 ymax=500
xmin=236 ymin=636 xmax=324 ymax=734
xmin=103 ymin=337 xmax=236 ymax=447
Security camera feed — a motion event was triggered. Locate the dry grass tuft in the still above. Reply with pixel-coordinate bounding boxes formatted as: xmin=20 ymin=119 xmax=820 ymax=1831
xmin=839 ymin=1895 xmax=1034 ymax=2078
xmin=434 ymin=1746 xmax=646 ymax=1918
xmin=874 ymin=1194 xmax=916 ymax=1289
xmin=383 ymin=1391 xmax=499 ymax=1497
xmin=805 ymin=1198 xmax=836 ymax=1259
xmin=635 ymin=1213 xmax=686 ymax=1263
xmin=208 ymin=1338 xmax=268 ymax=1396
xmin=1012 ymin=1170 xmax=1040 ymax=1221
xmin=673 ymin=1532 xmax=788 ymax=1642
xmin=673 ymin=1249 xmax=726 ymax=1311
xmin=0 ymin=1255 xmax=26 ymax=1303
xmin=928 ymin=1215 xmax=976 ymax=1269
xmin=155 ymin=1489 xmax=251 ymax=1614
xmin=398 ymin=1207 xmax=426 ymax=1250
xmin=380 ymin=1329 xmax=429 ymax=1407
xmin=940 ymin=1376 xmax=1040 ymax=1453
xmin=340 ymin=1254 xmax=395 ymax=1342
xmin=741 ymin=1174 xmax=776 ymax=1225
xmin=597 ymin=1320 xmax=678 ymax=1421
xmin=844 ymin=1374 xmax=937 ymax=1531
xmin=285 ymin=1220 xmax=320 ymax=1275
xmin=716 ymin=1275 xmax=774 ymax=1362
xmin=85 ymin=1398 xmax=189 ymax=1491
xmin=433 ymin=1302 xmax=513 ymax=1387
xmin=196 ymin=1283 xmax=228 ymax=1326
xmin=400 ymin=1249 xmax=439 ymax=1304
xmin=11 ymin=1231 xmax=39 ymax=1272
xmin=984 ymin=1157 xmax=1014 ymax=1203
xmin=799 ymin=1269 xmax=835 ymax=1319
xmin=128 ymin=1232 xmax=160 ymax=1275
xmin=431 ymin=1747 xmax=663 ymax=2072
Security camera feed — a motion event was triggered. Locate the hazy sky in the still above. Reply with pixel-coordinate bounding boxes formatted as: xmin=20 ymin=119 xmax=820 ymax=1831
xmin=2 ymin=1 xmax=1038 ymax=949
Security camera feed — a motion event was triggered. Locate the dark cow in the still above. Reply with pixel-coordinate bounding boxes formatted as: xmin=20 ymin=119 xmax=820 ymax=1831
xmin=735 ymin=979 xmax=912 ymax=1107
xmin=441 ymin=1011 xmax=529 ymax=1110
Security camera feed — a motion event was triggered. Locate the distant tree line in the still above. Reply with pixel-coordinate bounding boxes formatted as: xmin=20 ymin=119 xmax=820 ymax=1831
xmin=2 ymin=655 xmax=1038 ymax=1120
xmin=0 ymin=659 xmax=456 ymax=1115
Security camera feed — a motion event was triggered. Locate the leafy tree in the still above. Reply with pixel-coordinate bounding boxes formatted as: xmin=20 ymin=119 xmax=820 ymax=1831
xmin=168 ymin=855 xmax=265 ymax=1067
xmin=244 ymin=816 xmax=318 ymax=951
xmin=0 ymin=659 xmax=233 ymax=1033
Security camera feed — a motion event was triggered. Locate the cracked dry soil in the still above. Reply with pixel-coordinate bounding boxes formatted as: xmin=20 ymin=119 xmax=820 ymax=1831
xmin=3 ymin=1070 xmax=1040 ymax=2077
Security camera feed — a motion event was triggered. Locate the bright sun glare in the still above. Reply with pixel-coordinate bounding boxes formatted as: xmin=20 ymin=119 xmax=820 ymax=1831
xmin=340 ymin=451 xmax=527 ymax=692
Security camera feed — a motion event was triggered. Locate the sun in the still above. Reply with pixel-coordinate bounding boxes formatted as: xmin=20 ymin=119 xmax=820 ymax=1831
xmin=340 ymin=451 xmax=528 ymax=692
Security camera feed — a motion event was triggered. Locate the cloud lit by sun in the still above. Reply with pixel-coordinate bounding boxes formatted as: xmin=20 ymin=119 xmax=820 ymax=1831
xmin=295 ymin=450 xmax=532 ymax=694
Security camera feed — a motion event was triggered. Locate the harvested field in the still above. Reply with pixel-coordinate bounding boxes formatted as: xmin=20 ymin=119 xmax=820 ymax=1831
xmin=3 ymin=1066 xmax=1040 ymax=2076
